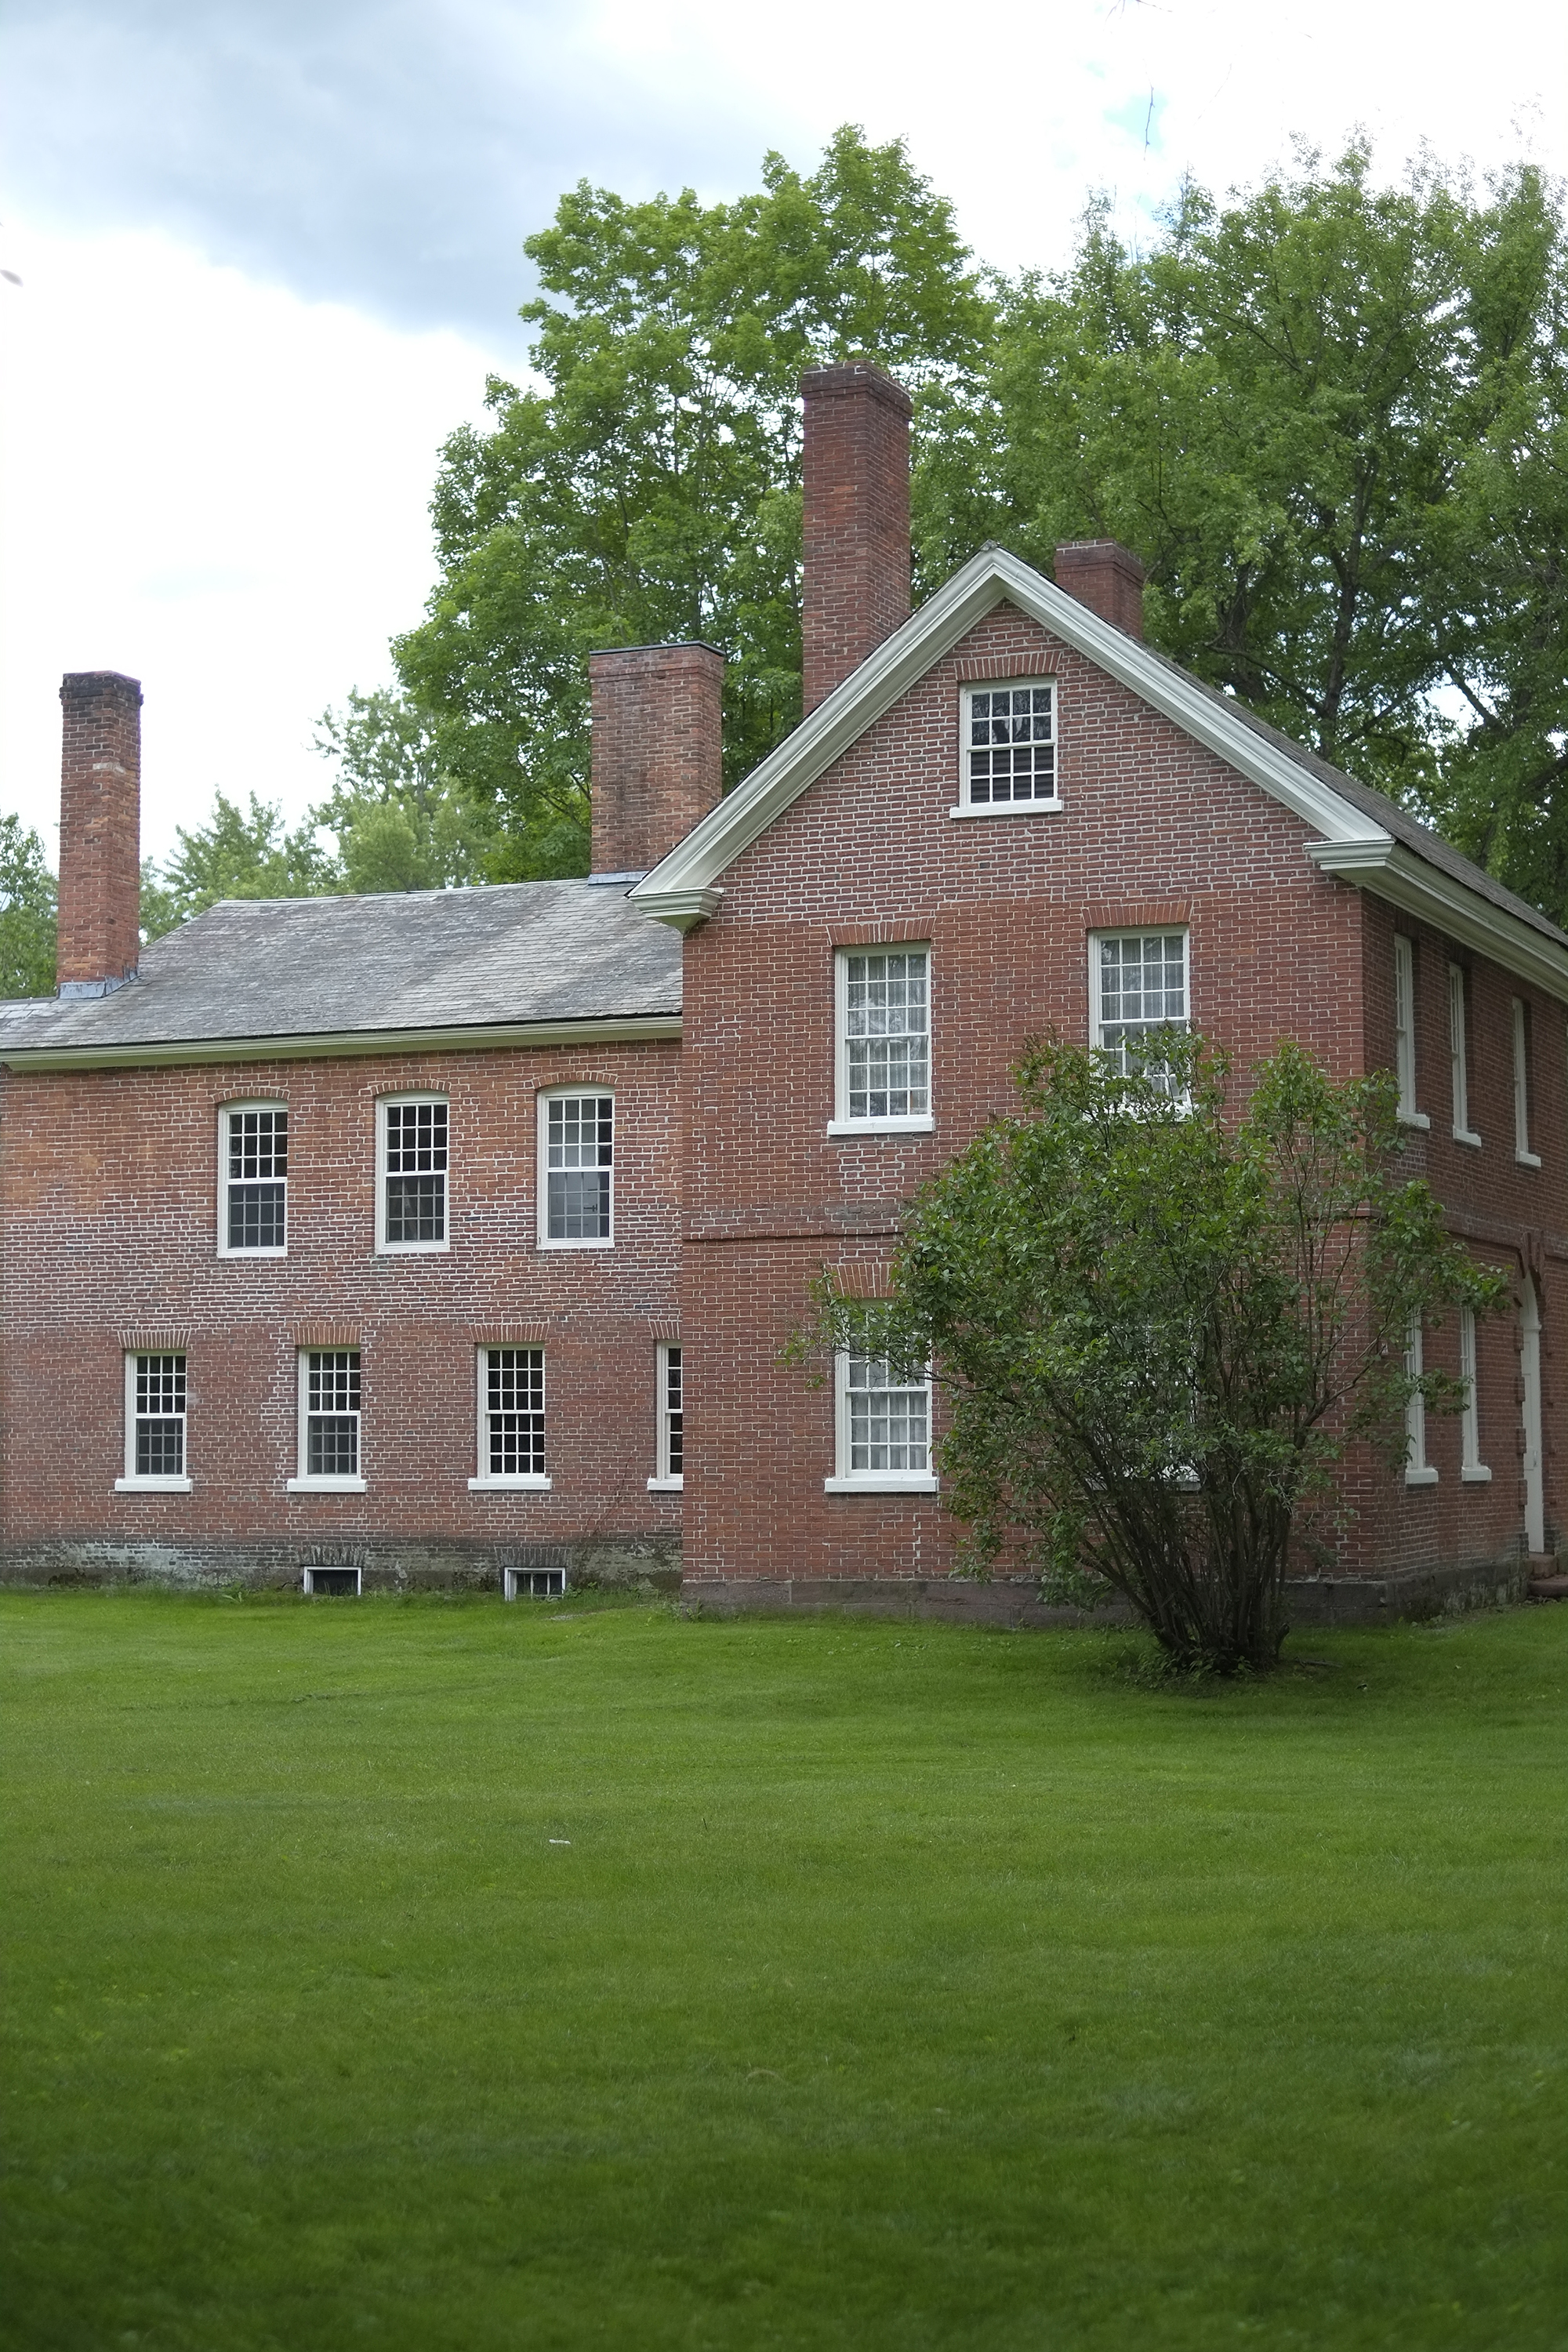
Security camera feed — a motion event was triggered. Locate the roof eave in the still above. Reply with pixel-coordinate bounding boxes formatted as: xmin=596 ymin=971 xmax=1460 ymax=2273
xmin=1 ymin=1012 xmax=682 ymax=1073
xmin=1308 ymin=839 xmax=1568 ymax=1002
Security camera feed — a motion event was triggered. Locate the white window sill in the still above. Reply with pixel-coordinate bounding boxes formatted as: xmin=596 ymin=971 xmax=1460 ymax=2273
xmin=948 ymin=799 xmax=1062 ymax=818
xmin=468 ymin=1474 xmax=552 ymax=1490
xmin=218 ymin=1248 xmax=288 ymax=1260
xmin=538 ymin=1237 xmax=614 ymax=1250
xmin=826 ymin=1117 xmax=934 ymax=1138
xmin=1403 ymin=1466 xmax=1439 ymax=1487
xmin=376 ymin=1242 xmax=450 ymax=1256
xmin=1396 ymin=1109 xmax=1431 ymax=1131
xmin=823 ymin=1475 xmax=940 ymax=1495
xmin=647 ymin=1475 xmax=684 ymax=1491
xmin=1515 ymin=1149 xmax=1542 ymax=1169
xmin=287 ymin=1477 xmax=368 ymax=1494
xmin=1461 ymin=1465 xmax=1494 ymax=1483
xmin=1453 ymin=1128 xmax=1483 ymax=1149
xmin=114 ymin=1476 xmax=191 ymax=1494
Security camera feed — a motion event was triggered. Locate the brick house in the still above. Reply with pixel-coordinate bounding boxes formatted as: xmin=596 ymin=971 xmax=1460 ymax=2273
xmin=3 ymin=363 xmax=1563 ymax=1616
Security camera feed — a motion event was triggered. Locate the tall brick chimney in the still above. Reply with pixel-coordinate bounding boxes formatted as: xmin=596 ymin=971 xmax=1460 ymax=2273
xmin=57 ymin=670 xmax=142 ymax=996
xmin=800 ymin=364 xmax=912 ymax=712
xmin=1054 ymin=540 xmax=1146 ymax=640
xmin=588 ymin=642 xmax=724 ymax=877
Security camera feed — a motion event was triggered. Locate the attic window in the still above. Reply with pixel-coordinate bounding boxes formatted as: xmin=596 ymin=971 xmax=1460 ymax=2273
xmin=955 ymin=682 xmax=1059 ymax=815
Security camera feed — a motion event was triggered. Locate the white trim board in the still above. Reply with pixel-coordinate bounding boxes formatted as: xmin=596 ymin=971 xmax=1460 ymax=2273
xmin=2 ymin=1014 xmax=683 ymax=1073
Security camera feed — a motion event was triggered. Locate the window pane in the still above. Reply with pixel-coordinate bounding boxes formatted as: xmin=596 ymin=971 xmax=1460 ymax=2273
xmin=968 ymin=684 xmax=1056 ymax=802
xmin=307 ymin=1418 xmax=359 ymax=1479
xmin=486 ymin=1348 xmax=545 ymax=1475
xmin=386 ymin=1174 xmax=445 ymax=1243
xmin=846 ymin=1354 xmax=929 ymax=1473
xmin=665 ymin=1346 xmax=684 ymax=1475
xmin=133 ymin=1354 xmax=186 ymax=1479
xmin=228 ymin=1182 xmax=285 ymax=1250
xmin=227 ymin=1108 xmax=286 ymax=1180
xmin=546 ymin=1096 xmax=613 ymax=1239
xmin=844 ymin=950 xmax=929 ymax=1120
xmin=1098 ymin=932 xmax=1189 ymax=1084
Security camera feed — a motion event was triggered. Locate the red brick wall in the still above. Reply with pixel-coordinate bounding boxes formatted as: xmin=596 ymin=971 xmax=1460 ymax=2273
xmin=1340 ymin=895 xmax=1568 ymax=1576
xmin=800 ymin=366 xmax=911 ymax=713
xmin=1054 ymin=541 xmax=1146 ymax=639
xmin=677 ymin=597 xmax=1556 ymax=1588
xmin=57 ymin=672 xmax=142 ymax=990
xmin=590 ymin=644 xmax=724 ymax=874
xmin=0 ymin=1040 xmax=682 ymax=1570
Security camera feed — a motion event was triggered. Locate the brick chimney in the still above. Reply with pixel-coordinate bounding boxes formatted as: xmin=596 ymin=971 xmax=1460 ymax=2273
xmin=57 ymin=671 xmax=142 ymax=996
xmin=800 ymin=364 xmax=912 ymax=712
xmin=588 ymin=642 xmax=724 ymax=877
xmin=1054 ymin=541 xmax=1146 ymax=639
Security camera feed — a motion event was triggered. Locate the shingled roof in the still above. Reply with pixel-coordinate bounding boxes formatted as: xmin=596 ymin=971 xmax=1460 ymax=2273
xmin=1 ymin=881 xmax=683 ymax=1066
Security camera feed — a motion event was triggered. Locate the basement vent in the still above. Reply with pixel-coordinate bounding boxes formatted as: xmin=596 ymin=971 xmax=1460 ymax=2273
xmin=303 ymin=1566 xmax=361 ymax=1598
xmin=504 ymin=1565 xmax=565 ymax=1600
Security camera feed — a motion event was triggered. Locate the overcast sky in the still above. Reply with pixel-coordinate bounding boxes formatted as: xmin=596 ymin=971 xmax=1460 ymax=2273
xmin=1 ymin=0 xmax=1563 ymax=863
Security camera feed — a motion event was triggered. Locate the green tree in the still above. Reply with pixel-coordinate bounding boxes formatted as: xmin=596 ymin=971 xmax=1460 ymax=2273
xmin=393 ymin=125 xmax=994 ymax=877
xmin=140 ymin=793 xmax=334 ymax=939
xmin=806 ymin=1036 xmax=1504 ymax=1675
xmin=916 ymin=147 xmax=1566 ymax=833
xmin=0 ymin=812 xmax=57 ymax=997
xmin=313 ymin=690 xmax=495 ymax=893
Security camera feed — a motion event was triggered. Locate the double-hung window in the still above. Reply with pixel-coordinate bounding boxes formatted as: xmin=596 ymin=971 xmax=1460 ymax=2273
xmin=1449 ymin=966 xmax=1479 ymax=1146
xmin=831 ymin=948 xmax=932 ymax=1134
xmin=825 ymin=1352 xmax=938 ymax=1494
xmin=1090 ymin=931 xmax=1189 ymax=1088
xmin=1459 ymin=1304 xmax=1490 ymax=1483
xmin=118 ymin=1352 xmax=190 ymax=1491
xmin=291 ymin=1349 xmax=363 ymax=1490
xmin=955 ymin=682 xmax=1058 ymax=814
xmin=1404 ymin=1316 xmax=1437 ymax=1486
xmin=1512 ymin=999 xmax=1540 ymax=1166
xmin=539 ymin=1091 xmax=613 ymax=1245
xmin=649 ymin=1343 xmax=684 ymax=1490
xmin=220 ymin=1104 xmax=287 ymax=1253
xmin=378 ymin=1097 xmax=448 ymax=1250
xmin=471 ymin=1348 xmax=550 ymax=1489
xmin=1392 ymin=937 xmax=1427 ymax=1125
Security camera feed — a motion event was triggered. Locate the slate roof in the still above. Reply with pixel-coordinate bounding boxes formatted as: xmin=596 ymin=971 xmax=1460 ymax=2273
xmin=1 ymin=881 xmax=683 ymax=1059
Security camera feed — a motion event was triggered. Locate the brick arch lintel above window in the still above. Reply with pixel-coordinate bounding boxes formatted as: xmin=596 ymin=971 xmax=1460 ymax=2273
xmin=825 ymin=917 xmax=938 ymax=948
xmin=119 ymin=1327 xmax=192 ymax=1352
xmin=1085 ymin=902 xmax=1192 ymax=932
xmin=471 ymin=1322 xmax=553 ymax=1347
xmin=294 ymin=1325 xmax=360 ymax=1350
xmin=647 ymin=1315 xmax=681 ymax=1343
xmin=829 ymin=1263 xmax=896 ymax=1300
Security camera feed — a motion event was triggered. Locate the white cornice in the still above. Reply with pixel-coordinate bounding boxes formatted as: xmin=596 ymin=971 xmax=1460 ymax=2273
xmin=1308 ymin=840 xmax=1568 ymax=1002
xmin=1 ymin=1013 xmax=682 ymax=1073
xmin=630 ymin=546 xmax=1386 ymax=930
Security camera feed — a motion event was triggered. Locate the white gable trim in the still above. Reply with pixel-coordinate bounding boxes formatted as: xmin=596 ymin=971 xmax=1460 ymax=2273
xmin=631 ymin=544 xmax=1568 ymax=1001
xmin=630 ymin=547 xmax=1385 ymax=927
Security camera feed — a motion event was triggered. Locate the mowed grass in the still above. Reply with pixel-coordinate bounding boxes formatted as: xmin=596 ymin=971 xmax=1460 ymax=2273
xmin=1 ymin=1595 xmax=1563 ymax=2352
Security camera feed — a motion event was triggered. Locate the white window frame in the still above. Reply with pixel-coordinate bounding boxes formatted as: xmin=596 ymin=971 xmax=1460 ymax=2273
xmin=829 ymin=945 xmax=934 ymax=1137
xmin=216 ymin=1101 xmax=289 ymax=1257
xmin=1512 ymin=998 xmax=1541 ymax=1167
xmin=504 ymin=1563 xmax=565 ymax=1600
xmin=824 ymin=1351 xmax=938 ymax=1494
xmin=1404 ymin=1316 xmax=1438 ymax=1486
xmin=1088 ymin=927 xmax=1192 ymax=1082
xmin=376 ymin=1093 xmax=449 ymax=1254
xmin=952 ymin=679 xmax=1061 ymax=818
xmin=648 ymin=1341 xmax=684 ymax=1490
xmin=116 ymin=1351 xmax=191 ymax=1492
xmin=1392 ymin=935 xmax=1428 ymax=1127
xmin=469 ymin=1347 xmax=551 ymax=1490
xmin=302 ymin=1564 xmax=361 ymax=1597
xmin=1458 ymin=1303 xmax=1490 ymax=1483
xmin=288 ymin=1348 xmax=365 ymax=1493
xmin=1448 ymin=967 xmax=1480 ymax=1147
xmin=537 ymin=1088 xmax=615 ymax=1249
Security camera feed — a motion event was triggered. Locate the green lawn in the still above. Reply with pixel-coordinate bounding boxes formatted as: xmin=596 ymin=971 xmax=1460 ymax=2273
xmin=1 ymin=1594 xmax=1563 ymax=2352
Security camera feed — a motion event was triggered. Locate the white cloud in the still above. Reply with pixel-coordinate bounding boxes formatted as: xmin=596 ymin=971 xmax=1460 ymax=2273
xmin=0 ymin=225 xmax=516 ymax=862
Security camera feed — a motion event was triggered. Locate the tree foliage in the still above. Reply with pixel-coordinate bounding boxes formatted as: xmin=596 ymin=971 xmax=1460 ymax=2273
xmin=0 ymin=812 xmax=57 ymax=997
xmin=806 ymin=1037 xmax=1506 ymax=1675
xmin=915 ymin=147 xmax=1568 ymax=895
xmin=391 ymin=125 xmax=993 ymax=876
